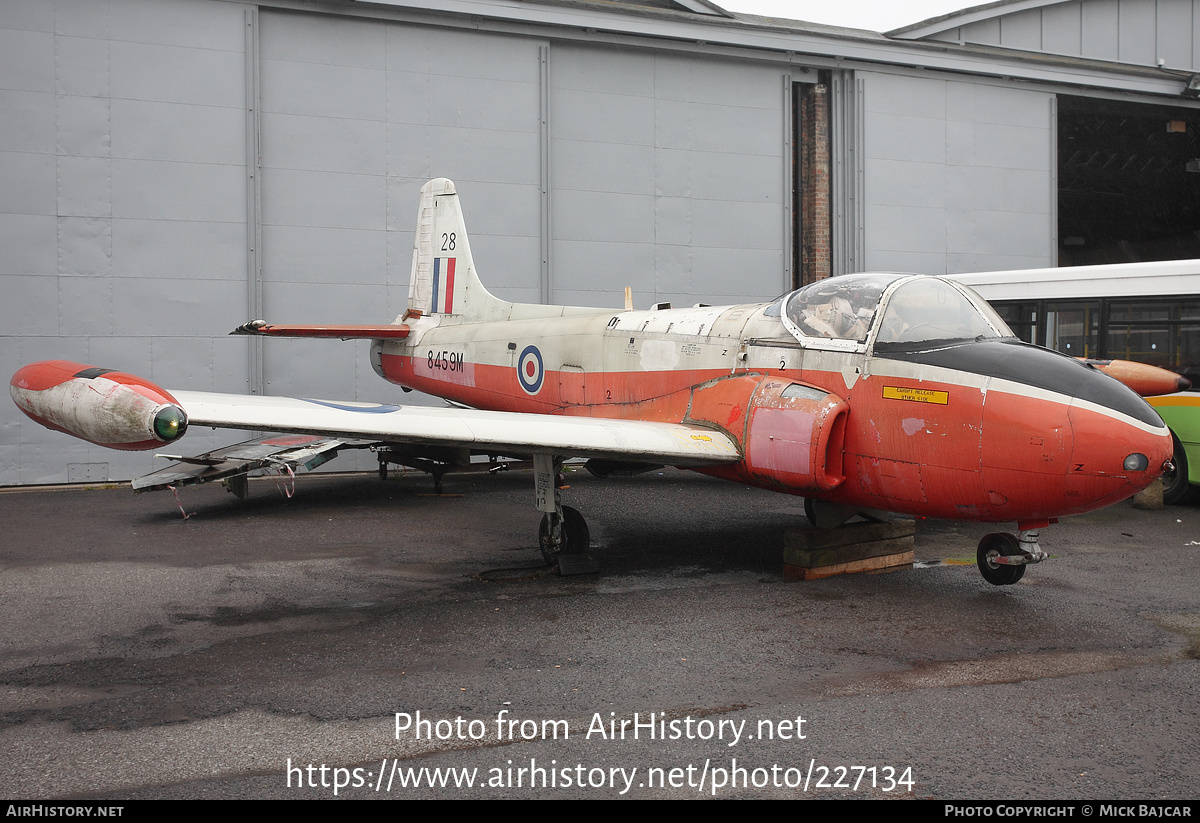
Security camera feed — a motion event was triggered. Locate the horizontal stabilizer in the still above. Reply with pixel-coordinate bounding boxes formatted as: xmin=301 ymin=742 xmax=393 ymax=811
xmin=231 ymin=321 xmax=410 ymax=340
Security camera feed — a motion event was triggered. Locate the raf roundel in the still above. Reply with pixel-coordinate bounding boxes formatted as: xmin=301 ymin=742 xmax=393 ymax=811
xmin=517 ymin=345 xmax=544 ymax=395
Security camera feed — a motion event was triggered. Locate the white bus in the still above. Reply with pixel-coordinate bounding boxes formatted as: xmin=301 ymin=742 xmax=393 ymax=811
xmin=952 ymin=259 xmax=1200 ymax=504
xmin=952 ymin=259 xmax=1200 ymax=382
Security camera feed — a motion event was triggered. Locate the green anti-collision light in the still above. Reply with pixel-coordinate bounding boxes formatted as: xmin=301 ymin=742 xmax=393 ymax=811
xmin=153 ymin=406 xmax=188 ymax=441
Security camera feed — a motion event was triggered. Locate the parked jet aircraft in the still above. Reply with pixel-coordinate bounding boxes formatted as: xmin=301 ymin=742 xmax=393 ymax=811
xmin=11 ymin=179 xmax=1175 ymax=585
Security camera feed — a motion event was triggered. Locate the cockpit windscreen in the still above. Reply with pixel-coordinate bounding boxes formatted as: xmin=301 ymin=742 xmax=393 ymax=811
xmin=874 ymin=277 xmax=1013 ymax=349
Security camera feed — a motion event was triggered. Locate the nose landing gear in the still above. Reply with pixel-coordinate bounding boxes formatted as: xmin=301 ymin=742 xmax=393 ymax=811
xmin=977 ymin=529 xmax=1046 ymax=586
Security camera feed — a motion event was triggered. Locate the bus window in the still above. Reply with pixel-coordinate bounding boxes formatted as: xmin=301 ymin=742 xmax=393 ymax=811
xmin=992 ymin=302 xmax=1039 ymax=345
xmin=1045 ymin=301 xmax=1099 ymax=358
xmin=1107 ymin=303 xmax=1173 ymax=368
xmin=1181 ymin=301 xmax=1200 ymax=379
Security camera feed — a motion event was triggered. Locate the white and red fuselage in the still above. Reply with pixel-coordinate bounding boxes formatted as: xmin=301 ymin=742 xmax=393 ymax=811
xmin=378 ymin=274 xmax=1172 ymax=529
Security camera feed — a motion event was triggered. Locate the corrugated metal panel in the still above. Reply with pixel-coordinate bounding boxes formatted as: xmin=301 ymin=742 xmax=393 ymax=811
xmin=1156 ymin=0 xmax=1196 ymax=69
xmin=1082 ymin=0 xmax=1122 ymax=60
xmin=0 ymin=28 xmax=53 ymax=92
xmin=862 ymin=71 xmax=1053 ymax=276
xmin=548 ymin=43 xmax=785 ymax=307
xmin=1 ymin=0 xmax=249 ymax=485
xmin=965 ymin=18 xmax=1003 ymax=46
xmin=1001 ymin=8 xmax=1044 ymax=50
xmin=914 ymin=0 xmax=1199 ymax=71
xmin=1041 ymin=1 xmax=1083 ymax=55
xmin=254 ymin=8 xmax=544 ymax=458
xmin=1118 ymin=0 xmax=1159 ymax=64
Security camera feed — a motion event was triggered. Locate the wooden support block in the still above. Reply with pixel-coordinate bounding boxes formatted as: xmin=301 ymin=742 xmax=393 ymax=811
xmin=784 ymin=551 xmax=914 ymax=580
xmin=785 ymin=518 xmax=915 ymax=550
xmin=782 ymin=518 xmax=915 ymax=580
xmin=783 ymin=519 xmax=915 ymax=568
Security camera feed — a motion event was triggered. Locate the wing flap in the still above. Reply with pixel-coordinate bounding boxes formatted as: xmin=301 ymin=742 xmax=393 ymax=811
xmin=169 ymin=391 xmax=741 ymax=466
xmin=132 ymin=434 xmax=352 ymax=492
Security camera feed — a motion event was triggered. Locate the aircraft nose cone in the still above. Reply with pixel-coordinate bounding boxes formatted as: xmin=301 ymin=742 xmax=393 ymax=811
xmin=1065 ymin=380 xmax=1173 ymax=505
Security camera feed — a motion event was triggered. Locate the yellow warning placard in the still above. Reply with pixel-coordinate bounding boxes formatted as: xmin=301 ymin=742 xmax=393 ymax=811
xmin=883 ymin=386 xmax=948 ymax=405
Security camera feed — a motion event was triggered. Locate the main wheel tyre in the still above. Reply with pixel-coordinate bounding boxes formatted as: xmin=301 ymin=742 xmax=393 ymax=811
xmin=1163 ymin=433 xmax=1194 ymax=506
xmin=538 ymin=506 xmax=590 ymax=565
xmin=977 ymin=532 xmax=1027 ymax=586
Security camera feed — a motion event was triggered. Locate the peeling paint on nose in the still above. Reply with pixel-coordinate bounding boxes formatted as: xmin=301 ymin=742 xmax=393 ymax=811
xmin=901 ymin=417 xmax=924 ymax=436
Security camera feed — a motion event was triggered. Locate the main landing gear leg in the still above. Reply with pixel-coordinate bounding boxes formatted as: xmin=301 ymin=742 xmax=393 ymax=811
xmin=534 ymin=454 xmax=591 ymax=572
xmin=977 ymin=528 xmax=1047 ymax=586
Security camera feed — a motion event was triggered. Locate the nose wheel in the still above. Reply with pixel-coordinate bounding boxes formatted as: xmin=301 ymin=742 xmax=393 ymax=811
xmin=1163 ymin=433 xmax=1193 ymax=505
xmin=977 ymin=529 xmax=1046 ymax=586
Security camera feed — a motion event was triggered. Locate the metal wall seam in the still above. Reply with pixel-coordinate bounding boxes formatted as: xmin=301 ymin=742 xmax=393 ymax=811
xmin=781 ymin=71 xmax=793 ymax=293
xmin=853 ymin=76 xmax=865 ymax=274
xmin=539 ymin=43 xmax=551 ymax=305
xmin=1048 ymin=93 xmax=1058 ymax=266
xmin=244 ymin=5 xmax=263 ymax=395
xmin=829 ymin=70 xmax=865 ymax=276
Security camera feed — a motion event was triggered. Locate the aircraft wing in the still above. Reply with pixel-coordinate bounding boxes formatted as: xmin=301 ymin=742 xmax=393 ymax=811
xmin=168 ymin=390 xmax=741 ymax=466
xmin=10 ymin=361 xmax=740 ymax=495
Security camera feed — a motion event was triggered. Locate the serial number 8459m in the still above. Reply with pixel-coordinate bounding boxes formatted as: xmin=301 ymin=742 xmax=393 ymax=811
xmin=427 ymin=351 xmax=465 ymax=372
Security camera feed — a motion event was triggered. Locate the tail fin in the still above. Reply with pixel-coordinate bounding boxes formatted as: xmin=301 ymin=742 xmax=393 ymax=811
xmin=407 ymin=178 xmax=508 ymax=321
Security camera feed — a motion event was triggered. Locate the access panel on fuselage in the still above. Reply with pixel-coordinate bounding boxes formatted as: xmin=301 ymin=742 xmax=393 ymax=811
xmin=832 ymin=354 xmax=987 ymax=516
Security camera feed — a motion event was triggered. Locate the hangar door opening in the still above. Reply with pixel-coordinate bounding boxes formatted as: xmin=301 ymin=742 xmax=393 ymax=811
xmin=1058 ymin=95 xmax=1200 ymax=266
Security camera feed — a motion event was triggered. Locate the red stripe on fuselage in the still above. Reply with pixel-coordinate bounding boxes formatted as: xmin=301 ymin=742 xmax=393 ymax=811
xmin=382 ymin=352 xmax=729 ymax=420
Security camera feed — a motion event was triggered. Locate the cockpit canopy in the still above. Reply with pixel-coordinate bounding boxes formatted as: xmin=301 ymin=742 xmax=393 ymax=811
xmin=781 ymin=273 xmax=1014 ymax=351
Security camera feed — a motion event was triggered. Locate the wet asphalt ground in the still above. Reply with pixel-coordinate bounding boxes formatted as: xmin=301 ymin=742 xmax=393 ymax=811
xmin=0 ymin=466 xmax=1197 ymax=799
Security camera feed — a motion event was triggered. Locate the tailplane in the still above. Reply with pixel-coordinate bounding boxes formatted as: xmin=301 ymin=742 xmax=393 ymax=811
xmin=407 ymin=178 xmax=509 ymax=322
